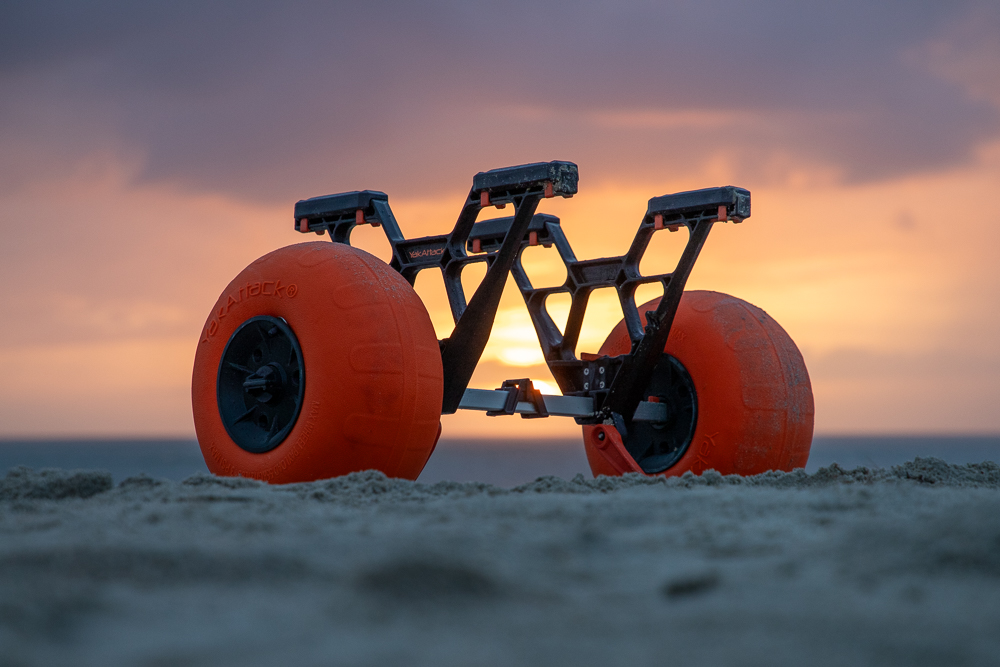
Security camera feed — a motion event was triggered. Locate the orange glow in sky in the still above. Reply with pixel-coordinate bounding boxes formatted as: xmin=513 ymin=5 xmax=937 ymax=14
xmin=1 ymin=2 xmax=998 ymax=439
xmin=3 ymin=146 xmax=997 ymax=438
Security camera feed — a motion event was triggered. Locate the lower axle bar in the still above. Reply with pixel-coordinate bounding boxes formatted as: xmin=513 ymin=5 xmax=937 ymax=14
xmin=458 ymin=388 xmax=669 ymax=422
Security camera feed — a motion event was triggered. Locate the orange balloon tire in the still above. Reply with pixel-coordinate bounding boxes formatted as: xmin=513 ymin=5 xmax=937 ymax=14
xmin=192 ymin=242 xmax=444 ymax=483
xmin=583 ymin=290 xmax=813 ymax=478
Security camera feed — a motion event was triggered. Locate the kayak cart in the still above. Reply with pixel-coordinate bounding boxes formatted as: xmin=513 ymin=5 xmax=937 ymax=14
xmin=192 ymin=161 xmax=813 ymax=483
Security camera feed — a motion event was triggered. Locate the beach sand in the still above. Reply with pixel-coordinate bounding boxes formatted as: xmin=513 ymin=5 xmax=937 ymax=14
xmin=2 ymin=459 xmax=999 ymax=666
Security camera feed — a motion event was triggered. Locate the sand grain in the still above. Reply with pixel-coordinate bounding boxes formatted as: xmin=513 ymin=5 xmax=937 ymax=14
xmin=1 ymin=459 xmax=999 ymax=666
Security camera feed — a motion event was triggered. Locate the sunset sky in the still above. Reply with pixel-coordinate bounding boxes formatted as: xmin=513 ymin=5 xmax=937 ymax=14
xmin=1 ymin=1 xmax=998 ymax=438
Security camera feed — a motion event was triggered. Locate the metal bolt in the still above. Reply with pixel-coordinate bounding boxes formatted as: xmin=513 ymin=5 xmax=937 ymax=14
xmin=599 ymin=367 xmax=605 ymax=374
xmin=599 ymin=381 xmax=605 ymax=388
xmin=597 ymin=431 xmax=605 ymax=441
xmin=584 ymin=382 xmax=589 ymax=390
xmin=584 ymin=368 xmax=590 ymax=376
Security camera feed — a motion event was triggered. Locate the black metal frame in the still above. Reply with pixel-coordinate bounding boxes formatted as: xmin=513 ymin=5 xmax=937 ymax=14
xmin=292 ymin=161 xmax=749 ymax=446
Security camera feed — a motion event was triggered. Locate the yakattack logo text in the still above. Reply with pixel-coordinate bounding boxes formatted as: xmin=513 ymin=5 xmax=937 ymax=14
xmin=408 ymin=247 xmax=445 ymax=260
xmin=201 ymin=280 xmax=298 ymax=343
xmin=690 ymin=431 xmax=720 ymax=474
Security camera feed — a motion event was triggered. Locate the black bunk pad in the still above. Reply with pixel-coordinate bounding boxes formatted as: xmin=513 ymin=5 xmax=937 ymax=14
xmin=466 ymin=214 xmax=560 ymax=252
xmin=647 ymin=186 xmax=750 ymax=220
xmin=472 ymin=161 xmax=579 ymax=198
xmin=293 ymin=190 xmax=388 ymax=221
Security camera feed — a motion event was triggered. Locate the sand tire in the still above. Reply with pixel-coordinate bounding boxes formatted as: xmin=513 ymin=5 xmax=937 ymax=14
xmin=192 ymin=242 xmax=443 ymax=483
xmin=583 ymin=290 xmax=813 ymax=477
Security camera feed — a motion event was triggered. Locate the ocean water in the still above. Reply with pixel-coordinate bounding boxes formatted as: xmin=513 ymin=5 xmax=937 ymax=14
xmin=1 ymin=436 xmax=999 ymax=488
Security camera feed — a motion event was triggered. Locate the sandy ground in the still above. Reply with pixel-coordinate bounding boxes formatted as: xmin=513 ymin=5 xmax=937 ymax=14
xmin=2 ymin=459 xmax=1000 ymax=666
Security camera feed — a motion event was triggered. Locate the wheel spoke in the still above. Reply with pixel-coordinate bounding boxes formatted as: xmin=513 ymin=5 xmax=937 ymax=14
xmin=255 ymin=321 xmax=270 ymax=342
xmin=233 ymin=406 xmax=256 ymax=423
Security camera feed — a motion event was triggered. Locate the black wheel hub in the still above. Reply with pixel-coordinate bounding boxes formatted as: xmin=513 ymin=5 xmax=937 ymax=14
xmin=217 ymin=316 xmax=305 ymax=454
xmin=625 ymin=353 xmax=698 ymax=474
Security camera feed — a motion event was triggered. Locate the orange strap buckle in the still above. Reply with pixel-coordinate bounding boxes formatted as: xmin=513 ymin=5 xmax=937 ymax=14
xmin=529 ymin=231 xmax=539 ymax=246
xmin=356 ymin=209 xmax=379 ymax=227
xmin=471 ymin=238 xmax=482 ymax=253
xmin=481 ymin=191 xmax=506 ymax=209
xmin=717 ymin=205 xmax=728 ymax=222
xmin=543 ymin=182 xmax=554 ymax=198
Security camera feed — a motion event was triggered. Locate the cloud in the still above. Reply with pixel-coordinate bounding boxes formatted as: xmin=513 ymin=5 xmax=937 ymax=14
xmin=1 ymin=0 xmax=998 ymax=203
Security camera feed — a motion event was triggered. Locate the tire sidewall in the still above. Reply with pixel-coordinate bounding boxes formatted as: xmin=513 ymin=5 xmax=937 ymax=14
xmin=192 ymin=242 xmax=442 ymax=483
xmin=590 ymin=290 xmax=813 ymax=477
